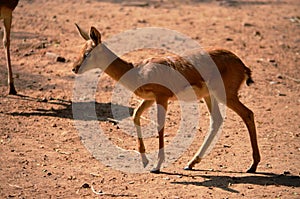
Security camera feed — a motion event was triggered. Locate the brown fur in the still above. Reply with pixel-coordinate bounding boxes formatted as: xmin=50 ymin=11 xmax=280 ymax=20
xmin=0 ymin=0 xmax=18 ymax=10
xmin=73 ymin=25 xmax=260 ymax=173
xmin=133 ymin=49 xmax=253 ymax=101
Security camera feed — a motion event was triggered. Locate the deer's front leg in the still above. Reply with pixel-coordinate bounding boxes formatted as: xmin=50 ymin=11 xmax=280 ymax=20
xmin=133 ymin=100 xmax=154 ymax=167
xmin=150 ymin=97 xmax=168 ymax=174
xmin=3 ymin=14 xmax=17 ymax=95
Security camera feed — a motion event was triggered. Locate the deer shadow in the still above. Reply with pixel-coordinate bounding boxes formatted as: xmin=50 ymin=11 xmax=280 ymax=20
xmin=167 ymin=170 xmax=300 ymax=193
xmin=194 ymin=0 xmax=286 ymax=6
xmin=6 ymin=94 xmax=134 ymax=122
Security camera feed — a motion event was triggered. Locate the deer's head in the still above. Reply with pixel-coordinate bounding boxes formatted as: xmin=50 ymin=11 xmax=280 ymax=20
xmin=72 ymin=24 xmax=102 ymax=74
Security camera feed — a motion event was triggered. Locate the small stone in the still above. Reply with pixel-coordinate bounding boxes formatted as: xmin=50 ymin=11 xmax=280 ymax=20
xmin=46 ymin=52 xmax=58 ymax=58
xmin=90 ymin=173 xmax=100 ymax=177
xmin=118 ymin=154 xmax=125 ymax=158
xmin=254 ymin=31 xmax=261 ymax=37
xmin=137 ymin=19 xmax=147 ymax=23
xmin=24 ymin=50 xmax=34 ymax=57
xmin=56 ymin=56 xmax=66 ymax=63
xmin=122 ymin=1 xmax=149 ymax=7
xmin=277 ymin=74 xmax=283 ymax=79
xmin=266 ymin=163 xmax=272 ymax=168
xmin=243 ymin=22 xmax=253 ymax=27
xmin=38 ymin=97 xmax=48 ymax=102
xmin=34 ymin=42 xmax=46 ymax=49
xmin=68 ymin=175 xmax=76 ymax=180
xmin=82 ymin=183 xmax=90 ymax=188
xmin=268 ymin=59 xmax=278 ymax=67
xmin=256 ymin=58 xmax=264 ymax=63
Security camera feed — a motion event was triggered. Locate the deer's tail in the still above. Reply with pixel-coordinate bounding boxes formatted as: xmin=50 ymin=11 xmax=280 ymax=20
xmin=244 ymin=66 xmax=254 ymax=86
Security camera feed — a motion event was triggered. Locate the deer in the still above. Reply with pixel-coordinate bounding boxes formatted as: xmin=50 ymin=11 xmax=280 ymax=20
xmin=0 ymin=0 xmax=19 ymax=95
xmin=72 ymin=24 xmax=260 ymax=174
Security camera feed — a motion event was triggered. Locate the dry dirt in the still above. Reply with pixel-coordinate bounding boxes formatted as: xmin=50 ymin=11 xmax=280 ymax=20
xmin=0 ymin=0 xmax=300 ymax=198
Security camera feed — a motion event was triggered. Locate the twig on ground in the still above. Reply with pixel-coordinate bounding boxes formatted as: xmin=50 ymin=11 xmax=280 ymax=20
xmin=91 ymin=185 xmax=138 ymax=197
xmin=284 ymin=74 xmax=300 ymax=83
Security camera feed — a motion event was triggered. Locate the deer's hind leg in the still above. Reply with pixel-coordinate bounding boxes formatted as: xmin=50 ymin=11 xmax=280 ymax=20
xmin=227 ymin=97 xmax=260 ymax=173
xmin=184 ymin=95 xmax=224 ymax=170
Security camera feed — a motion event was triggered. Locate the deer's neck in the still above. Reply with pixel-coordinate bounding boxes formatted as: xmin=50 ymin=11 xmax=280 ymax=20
xmin=98 ymin=44 xmax=134 ymax=81
xmin=104 ymin=57 xmax=134 ymax=82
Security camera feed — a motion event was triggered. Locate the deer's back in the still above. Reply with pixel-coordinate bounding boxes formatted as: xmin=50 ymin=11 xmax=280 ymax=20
xmin=133 ymin=49 xmax=249 ymax=100
xmin=140 ymin=49 xmax=247 ymax=85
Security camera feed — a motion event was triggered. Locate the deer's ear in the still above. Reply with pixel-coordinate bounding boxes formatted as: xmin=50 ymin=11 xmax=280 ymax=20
xmin=75 ymin=23 xmax=90 ymax=41
xmin=90 ymin=27 xmax=102 ymax=45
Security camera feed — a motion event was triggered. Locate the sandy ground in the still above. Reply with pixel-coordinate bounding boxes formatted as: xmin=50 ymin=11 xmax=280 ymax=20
xmin=0 ymin=0 xmax=299 ymax=198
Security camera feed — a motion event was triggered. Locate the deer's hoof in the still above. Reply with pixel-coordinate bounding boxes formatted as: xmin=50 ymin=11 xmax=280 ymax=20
xmin=246 ymin=163 xmax=258 ymax=173
xmin=142 ymin=159 xmax=149 ymax=168
xmin=246 ymin=167 xmax=257 ymax=173
xmin=141 ymin=154 xmax=149 ymax=168
xmin=8 ymin=85 xmax=17 ymax=95
xmin=183 ymin=166 xmax=193 ymax=170
xmin=150 ymin=168 xmax=160 ymax=174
